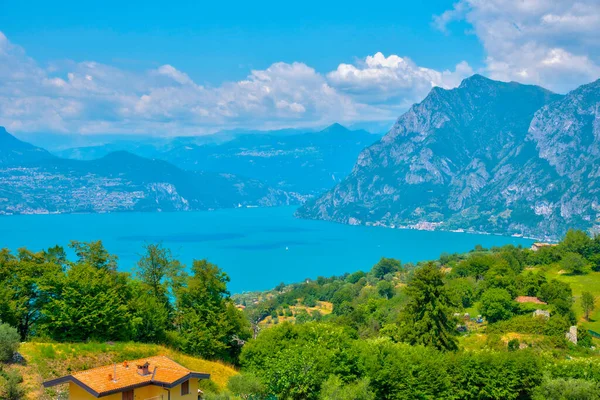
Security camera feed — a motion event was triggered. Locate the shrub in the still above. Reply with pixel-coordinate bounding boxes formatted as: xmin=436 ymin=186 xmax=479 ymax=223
xmin=508 ymin=339 xmax=520 ymax=352
xmin=0 ymin=323 xmax=20 ymax=362
xmin=227 ymin=373 xmax=265 ymax=399
xmin=532 ymin=378 xmax=600 ymax=400
xmin=0 ymin=369 xmax=25 ymax=400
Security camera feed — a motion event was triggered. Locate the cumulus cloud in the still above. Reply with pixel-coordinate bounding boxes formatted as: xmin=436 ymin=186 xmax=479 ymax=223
xmin=327 ymin=52 xmax=473 ymax=106
xmin=434 ymin=0 xmax=600 ymax=92
xmin=0 ymin=32 xmax=473 ymax=134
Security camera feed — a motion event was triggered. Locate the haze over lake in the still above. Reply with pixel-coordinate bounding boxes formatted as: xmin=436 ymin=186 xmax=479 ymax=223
xmin=0 ymin=206 xmax=533 ymax=292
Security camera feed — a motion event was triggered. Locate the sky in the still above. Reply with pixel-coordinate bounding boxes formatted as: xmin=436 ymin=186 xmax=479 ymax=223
xmin=0 ymin=0 xmax=599 ymax=136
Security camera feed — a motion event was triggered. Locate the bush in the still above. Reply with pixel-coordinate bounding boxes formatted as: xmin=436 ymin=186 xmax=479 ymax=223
xmin=0 ymin=323 xmax=20 ymax=362
xmin=227 ymin=373 xmax=265 ymax=399
xmin=0 ymin=369 xmax=25 ymax=400
xmin=508 ymin=339 xmax=520 ymax=352
xmin=319 ymin=375 xmax=375 ymax=400
xmin=532 ymin=378 xmax=600 ymax=400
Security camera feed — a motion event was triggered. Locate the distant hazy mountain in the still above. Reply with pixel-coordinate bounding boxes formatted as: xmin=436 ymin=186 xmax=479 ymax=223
xmin=0 ymin=129 xmax=303 ymax=215
xmin=298 ymin=75 xmax=600 ymax=240
xmin=0 ymin=127 xmax=55 ymax=165
xmin=159 ymin=123 xmax=379 ymax=194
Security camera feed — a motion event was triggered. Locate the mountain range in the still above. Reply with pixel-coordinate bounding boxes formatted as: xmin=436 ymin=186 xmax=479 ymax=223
xmin=52 ymin=124 xmax=379 ymax=194
xmin=0 ymin=129 xmax=304 ymax=215
xmin=0 ymin=123 xmax=375 ymax=215
xmin=298 ymin=75 xmax=600 ymax=240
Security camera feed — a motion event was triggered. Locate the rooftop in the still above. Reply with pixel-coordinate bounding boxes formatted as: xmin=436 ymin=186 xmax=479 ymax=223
xmin=43 ymin=355 xmax=209 ymax=397
xmin=515 ymin=296 xmax=547 ymax=305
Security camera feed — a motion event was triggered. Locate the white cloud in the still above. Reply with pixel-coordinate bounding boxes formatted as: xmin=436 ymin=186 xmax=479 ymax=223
xmin=434 ymin=0 xmax=600 ymax=92
xmin=327 ymin=52 xmax=473 ymax=106
xmin=0 ymin=32 xmax=472 ymax=135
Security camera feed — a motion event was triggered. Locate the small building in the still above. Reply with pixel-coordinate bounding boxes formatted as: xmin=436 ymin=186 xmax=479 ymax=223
xmin=43 ymin=355 xmax=210 ymax=399
xmin=530 ymin=242 xmax=558 ymax=252
xmin=566 ymin=326 xmax=578 ymax=345
xmin=515 ymin=296 xmax=547 ymax=305
xmin=533 ymin=309 xmax=550 ymax=319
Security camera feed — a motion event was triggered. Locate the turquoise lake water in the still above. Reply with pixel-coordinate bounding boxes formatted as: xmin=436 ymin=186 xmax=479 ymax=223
xmin=0 ymin=206 xmax=533 ymax=293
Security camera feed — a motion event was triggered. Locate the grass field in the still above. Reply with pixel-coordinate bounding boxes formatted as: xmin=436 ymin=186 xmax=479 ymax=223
xmin=546 ymin=267 xmax=600 ymax=332
xmin=10 ymin=342 xmax=238 ymax=399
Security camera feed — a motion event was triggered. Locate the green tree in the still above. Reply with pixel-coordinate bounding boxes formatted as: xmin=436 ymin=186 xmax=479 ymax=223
xmin=581 ymin=291 xmax=595 ymax=321
xmin=560 ymin=229 xmax=594 ymax=258
xmin=539 ymin=279 xmax=573 ymax=305
xmin=136 ymin=244 xmax=183 ymax=300
xmin=176 ymin=260 xmax=251 ymax=361
xmin=69 ymin=240 xmax=117 ymax=271
xmin=480 ymin=288 xmax=515 ymax=323
xmin=0 ymin=248 xmax=63 ymax=339
xmin=371 ymin=258 xmax=401 ymax=280
xmin=560 ymin=252 xmax=588 ymax=275
xmin=42 ymin=263 xmax=134 ymax=341
xmin=376 ymin=280 xmax=395 ymax=299
xmin=398 ymin=263 xmax=458 ymax=351
xmin=0 ymin=323 xmax=20 ymax=362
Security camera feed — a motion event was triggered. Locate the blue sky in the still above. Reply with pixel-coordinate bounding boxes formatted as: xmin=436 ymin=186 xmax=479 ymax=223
xmin=0 ymin=0 xmax=482 ymax=84
xmin=0 ymin=0 xmax=598 ymax=135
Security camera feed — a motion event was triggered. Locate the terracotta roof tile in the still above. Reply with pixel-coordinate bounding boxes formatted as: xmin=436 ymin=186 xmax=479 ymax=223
xmin=44 ymin=355 xmax=209 ymax=396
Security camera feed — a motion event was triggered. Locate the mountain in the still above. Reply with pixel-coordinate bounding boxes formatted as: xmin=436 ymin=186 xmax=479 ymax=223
xmin=0 ymin=127 xmax=55 ymax=165
xmin=158 ymin=124 xmax=379 ymax=194
xmin=297 ymin=75 xmax=600 ymax=240
xmin=0 ymin=129 xmax=303 ymax=215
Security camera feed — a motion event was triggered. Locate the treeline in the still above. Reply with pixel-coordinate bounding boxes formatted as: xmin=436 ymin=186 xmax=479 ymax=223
xmin=240 ymin=230 xmax=599 ymax=346
xmin=0 ymin=241 xmax=251 ymax=362
xmin=217 ymin=230 xmax=600 ymax=399
xmin=234 ymin=322 xmax=600 ymax=400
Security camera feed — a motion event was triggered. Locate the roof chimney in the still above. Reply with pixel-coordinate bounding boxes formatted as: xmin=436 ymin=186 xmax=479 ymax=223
xmin=137 ymin=362 xmax=151 ymax=376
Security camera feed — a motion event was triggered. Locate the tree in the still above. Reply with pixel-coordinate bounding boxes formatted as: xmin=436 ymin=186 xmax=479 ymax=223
xmin=480 ymin=288 xmax=515 ymax=323
xmin=42 ymin=263 xmax=134 ymax=341
xmin=539 ymin=279 xmax=573 ymax=305
xmin=69 ymin=240 xmax=117 ymax=271
xmin=560 ymin=229 xmax=594 ymax=258
xmin=581 ymin=291 xmax=595 ymax=321
xmin=0 ymin=323 xmax=20 ymax=362
xmin=398 ymin=263 xmax=458 ymax=351
xmin=176 ymin=260 xmax=251 ymax=361
xmin=376 ymin=280 xmax=395 ymax=299
xmin=136 ymin=244 xmax=183 ymax=300
xmin=560 ymin=252 xmax=587 ymax=275
xmin=0 ymin=248 xmax=63 ymax=339
xmin=371 ymin=258 xmax=401 ymax=280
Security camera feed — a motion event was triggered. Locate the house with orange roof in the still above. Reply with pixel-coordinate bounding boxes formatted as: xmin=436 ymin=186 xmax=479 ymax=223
xmin=530 ymin=242 xmax=558 ymax=251
xmin=43 ymin=355 xmax=210 ymax=399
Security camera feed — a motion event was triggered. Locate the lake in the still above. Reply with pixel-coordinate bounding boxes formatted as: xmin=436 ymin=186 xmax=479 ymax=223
xmin=0 ymin=206 xmax=533 ymax=293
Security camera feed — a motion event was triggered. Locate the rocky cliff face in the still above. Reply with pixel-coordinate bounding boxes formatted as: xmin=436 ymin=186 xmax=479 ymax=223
xmin=297 ymin=75 xmax=600 ymax=240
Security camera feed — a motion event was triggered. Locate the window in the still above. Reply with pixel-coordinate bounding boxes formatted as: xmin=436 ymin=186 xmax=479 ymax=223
xmin=181 ymin=380 xmax=190 ymax=395
xmin=122 ymin=390 xmax=134 ymax=400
